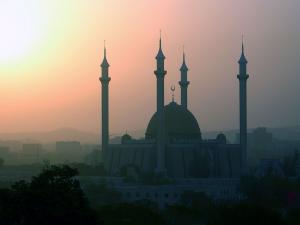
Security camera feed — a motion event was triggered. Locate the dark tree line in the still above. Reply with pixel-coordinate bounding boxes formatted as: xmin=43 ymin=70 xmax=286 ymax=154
xmin=1 ymin=165 xmax=300 ymax=225
xmin=0 ymin=165 xmax=165 ymax=225
xmin=0 ymin=165 xmax=98 ymax=225
xmin=283 ymin=149 xmax=299 ymax=177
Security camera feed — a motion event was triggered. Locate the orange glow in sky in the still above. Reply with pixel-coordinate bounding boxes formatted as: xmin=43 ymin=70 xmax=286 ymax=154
xmin=0 ymin=0 xmax=300 ymax=136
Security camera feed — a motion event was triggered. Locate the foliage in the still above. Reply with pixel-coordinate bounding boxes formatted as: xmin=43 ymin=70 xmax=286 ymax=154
xmin=0 ymin=158 xmax=4 ymax=168
xmin=69 ymin=162 xmax=107 ymax=176
xmin=164 ymin=192 xmax=216 ymax=225
xmin=285 ymin=208 xmax=300 ymax=225
xmin=84 ymin=182 xmax=121 ymax=207
xmin=164 ymin=205 xmax=201 ymax=225
xmin=240 ymin=175 xmax=300 ymax=209
xmin=283 ymin=148 xmax=299 ymax=177
xmin=1 ymin=164 xmax=300 ymax=225
xmin=164 ymin=191 xmax=300 ymax=225
xmin=0 ymin=165 xmax=97 ymax=225
xmin=96 ymin=202 xmax=165 ymax=225
xmin=210 ymin=202 xmax=285 ymax=225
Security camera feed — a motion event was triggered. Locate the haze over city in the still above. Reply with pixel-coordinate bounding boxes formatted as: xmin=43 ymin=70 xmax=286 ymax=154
xmin=1 ymin=0 xmax=299 ymax=135
xmin=2 ymin=1 xmax=300 ymax=225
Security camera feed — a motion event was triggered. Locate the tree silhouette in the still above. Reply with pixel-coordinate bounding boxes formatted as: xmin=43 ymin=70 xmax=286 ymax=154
xmin=210 ymin=203 xmax=284 ymax=225
xmin=97 ymin=203 xmax=165 ymax=225
xmin=0 ymin=165 xmax=97 ymax=225
xmin=0 ymin=158 xmax=4 ymax=168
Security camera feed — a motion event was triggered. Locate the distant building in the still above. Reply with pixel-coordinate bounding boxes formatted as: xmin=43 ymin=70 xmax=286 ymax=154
xmin=0 ymin=146 xmax=10 ymax=157
xmin=248 ymin=127 xmax=273 ymax=149
xmin=56 ymin=141 xmax=81 ymax=154
xmin=296 ymin=160 xmax=300 ymax=177
xmin=236 ymin=127 xmax=273 ymax=148
xmin=22 ymin=143 xmax=42 ymax=156
xmin=272 ymin=139 xmax=300 ymax=157
xmin=20 ymin=143 xmax=42 ymax=164
xmin=0 ymin=140 xmax=22 ymax=152
xmin=255 ymin=159 xmax=285 ymax=177
xmin=244 ymin=127 xmax=300 ymax=166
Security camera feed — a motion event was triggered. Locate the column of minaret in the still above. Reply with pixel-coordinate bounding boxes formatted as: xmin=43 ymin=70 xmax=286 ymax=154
xmin=179 ymin=50 xmax=190 ymax=109
xmin=154 ymin=36 xmax=167 ymax=175
xmin=237 ymin=41 xmax=249 ymax=173
xmin=99 ymin=45 xmax=111 ymax=165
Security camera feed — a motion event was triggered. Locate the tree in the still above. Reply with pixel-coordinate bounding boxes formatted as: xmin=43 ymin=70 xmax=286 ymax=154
xmin=164 ymin=205 xmax=201 ymax=225
xmin=240 ymin=175 xmax=300 ymax=209
xmin=84 ymin=182 xmax=121 ymax=207
xmin=0 ymin=165 xmax=97 ymax=225
xmin=176 ymin=191 xmax=215 ymax=225
xmin=283 ymin=148 xmax=299 ymax=177
xmin=97 ymin=203 xmax=165 ymax=225
xmin=0 ymin=158 xmax=4 ymax=168
xmin=286 ymin=208 xmax=300 ymax=225
xmin=210 ymin=202 xmax=284 ymax=225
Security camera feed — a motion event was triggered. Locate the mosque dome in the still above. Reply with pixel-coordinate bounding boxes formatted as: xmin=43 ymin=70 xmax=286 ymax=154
xmin=145 ymin=101 xmax=201 ymax=140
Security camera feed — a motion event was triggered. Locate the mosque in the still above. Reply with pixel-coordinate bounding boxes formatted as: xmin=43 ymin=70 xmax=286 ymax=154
xmin=99 ymin=36 xmax=249 ymax=178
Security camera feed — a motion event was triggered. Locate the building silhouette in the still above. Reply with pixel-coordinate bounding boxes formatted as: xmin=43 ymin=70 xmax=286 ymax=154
xmin=99 ymin=36 xmax=249 ymax=178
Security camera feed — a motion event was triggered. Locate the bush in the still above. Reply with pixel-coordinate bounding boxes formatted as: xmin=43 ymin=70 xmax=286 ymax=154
xmin=0 ymin=165 xmax=97 ymax=225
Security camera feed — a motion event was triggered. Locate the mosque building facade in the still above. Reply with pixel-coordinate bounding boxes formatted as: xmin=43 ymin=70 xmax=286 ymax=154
xmin=99 ymin=36 xmax=249 ymax=178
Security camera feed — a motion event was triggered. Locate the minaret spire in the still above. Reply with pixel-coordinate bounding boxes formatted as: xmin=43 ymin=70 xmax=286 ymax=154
xmin=241 ymin=35 xmax=244 ymax=50
xmin=104 ymin=40 xmax=106 ymax=57
xmin=100 ymin=42 xmax=111 ymax=169
xmin=183 ymin=45 xmax=186 ymax=63
xmin=237 ymin=37 xmax=249 ymax=174
xmin=180 ymin=46 xmax=188 ymax=71
xmin=101 ymin=41 xmax=109 ymax=68
xmin=242 ymin=36 xmax=244 ymax=53
xmin=179 ymin=46 xmax=189 ymax=109
xmin=159 ymin=29 xmax=162 ymax=49
xmin=156 ymin=30 xmax=165 ymax=60
xmin=239 ymin=35 xmax=248 ymax=65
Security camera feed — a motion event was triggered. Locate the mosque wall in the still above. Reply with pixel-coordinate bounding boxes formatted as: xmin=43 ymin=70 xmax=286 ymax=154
xmin=105 ymin=142 xmax=242 ymax=178
xmin=107 ymin=144 xmax=156 ymax=175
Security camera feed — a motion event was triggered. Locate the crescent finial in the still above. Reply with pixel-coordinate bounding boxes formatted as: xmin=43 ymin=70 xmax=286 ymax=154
xmin=171 ymin=85 xmax=175 ymax=102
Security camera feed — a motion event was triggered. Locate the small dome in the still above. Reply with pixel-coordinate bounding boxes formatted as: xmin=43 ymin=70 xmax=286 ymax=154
xmin=121 ymin=133 xmax=132 ymax=144
xmin=216 ymin=133 xmax=227 ymax=144
xmin=145 ymin=102 xmax=201 ymax=140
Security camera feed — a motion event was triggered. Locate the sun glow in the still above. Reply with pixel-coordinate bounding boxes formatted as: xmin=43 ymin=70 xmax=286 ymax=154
xmin=0 ymin=1 xmax=44 ymax=62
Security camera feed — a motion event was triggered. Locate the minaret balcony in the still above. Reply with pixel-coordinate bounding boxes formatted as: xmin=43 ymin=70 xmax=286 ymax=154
xmin=179 ymin=81 xmax=190 ymax=87
xmin=99 ymin=77 xmax=111 ymax=83
xmin=237 ymin=74 xmax=249 ymax=80
xmin=154 ymin=70 xmax=167 ymax=78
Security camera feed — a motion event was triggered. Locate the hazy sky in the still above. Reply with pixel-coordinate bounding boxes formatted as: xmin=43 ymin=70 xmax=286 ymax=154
xmin=0 ymin=0 xmax=299 ymax=135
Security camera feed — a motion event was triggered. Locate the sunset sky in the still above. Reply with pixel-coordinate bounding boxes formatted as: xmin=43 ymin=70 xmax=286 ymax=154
xmin=0 ymin=0 xmax=299 ymax=136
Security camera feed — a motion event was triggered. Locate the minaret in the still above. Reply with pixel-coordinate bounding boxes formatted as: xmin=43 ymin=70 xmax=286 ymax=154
xmin=237 ymin=40 xmax=249 ymax=173
xmin=154 ymin=34 xmax=167 ymax=175
xmin=179 ymin=48 xmax=189 ymax=109
xmin=99 ymin=44 xmax=111 ymax=164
